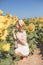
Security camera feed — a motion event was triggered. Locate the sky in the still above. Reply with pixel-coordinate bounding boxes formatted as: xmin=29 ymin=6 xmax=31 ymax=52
xmin=0 ymin=0 xmax=43 ymax=19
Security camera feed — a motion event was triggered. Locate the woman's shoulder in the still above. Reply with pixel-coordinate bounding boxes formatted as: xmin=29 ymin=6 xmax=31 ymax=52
xmin=16 ymin=30 xmax=26 ymax=34
xmin=22 ymin=30 xmax=26 ymax=35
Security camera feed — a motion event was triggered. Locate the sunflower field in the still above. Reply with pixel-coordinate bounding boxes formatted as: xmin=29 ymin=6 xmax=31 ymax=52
xmin=0 ymin=10 xmax=43 ymax=65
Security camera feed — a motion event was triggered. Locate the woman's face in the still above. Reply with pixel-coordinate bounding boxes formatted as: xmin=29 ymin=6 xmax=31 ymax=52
xmin=16 ymin=22 xmax=20 ymax=29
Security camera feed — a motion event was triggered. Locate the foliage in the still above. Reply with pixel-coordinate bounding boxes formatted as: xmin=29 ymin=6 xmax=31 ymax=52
xmin=0 ymin=10 xmax=18 ymax=65
xmin=24 ymin=18 xmax=43 ymax=54
xmin=0 ymin=10 xmax=43 ymax=65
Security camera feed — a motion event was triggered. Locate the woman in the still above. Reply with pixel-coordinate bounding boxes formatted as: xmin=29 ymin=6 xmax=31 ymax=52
xmin=12 ymin=20 xmax=29 ymax=62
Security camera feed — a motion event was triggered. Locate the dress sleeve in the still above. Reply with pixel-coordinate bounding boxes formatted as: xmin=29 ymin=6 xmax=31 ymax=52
xmin=21 ymin=31 xmax=27 ymax=43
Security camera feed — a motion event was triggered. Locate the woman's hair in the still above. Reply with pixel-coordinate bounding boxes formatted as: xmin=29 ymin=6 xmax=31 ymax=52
xmin=17 ymin=20 xmax=25 ymax=27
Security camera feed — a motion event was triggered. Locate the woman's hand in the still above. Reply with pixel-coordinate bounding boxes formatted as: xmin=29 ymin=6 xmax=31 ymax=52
xmin=12 ymin=28 xmax=15 ymax=34
xmin=16 ymin=34 xmax=25 ymax=45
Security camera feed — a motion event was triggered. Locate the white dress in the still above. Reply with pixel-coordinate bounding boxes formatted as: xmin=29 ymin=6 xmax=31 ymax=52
xmin=15 ymin=31 xmax=29 ymax=56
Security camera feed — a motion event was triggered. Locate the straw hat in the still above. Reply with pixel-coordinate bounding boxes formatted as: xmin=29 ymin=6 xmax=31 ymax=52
xmin=18 ymin=20 xmax=25 ymax=27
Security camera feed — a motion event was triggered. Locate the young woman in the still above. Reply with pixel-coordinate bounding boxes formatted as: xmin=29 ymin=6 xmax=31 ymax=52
xmin=12 ymin=20 xmax=29 ymax=62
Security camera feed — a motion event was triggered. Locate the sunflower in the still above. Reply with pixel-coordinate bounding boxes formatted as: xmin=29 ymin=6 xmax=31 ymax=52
xmin=2 ymin=43 xmax=10 ymax=51
xmin=0 ymin=30 xmax=8 ymax=41
xmin=0 ymin=29 xmax=2 ymax=33
xmin=0 ymin=22 xmax=4 ymax=29
xmin=11 ymin=16 xmax=18 ymax=25
xmin=0 ymin=10 xmax=3 ymax=15
xmin=1 ymin=35 xmax=6 ymax=41
xmin=28 ymin=23 xmax=35 ymax=32
xmin=39 ymin=23 xmax=43 ymax=28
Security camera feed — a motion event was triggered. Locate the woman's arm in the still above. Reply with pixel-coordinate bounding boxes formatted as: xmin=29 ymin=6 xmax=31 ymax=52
xmin=12 ymin=29 xmax=16 ymax=40
xmin=12 ymin=32 xmax=16 ymax=39
xmin=18 ymin=38 xmax=25 ymax=45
